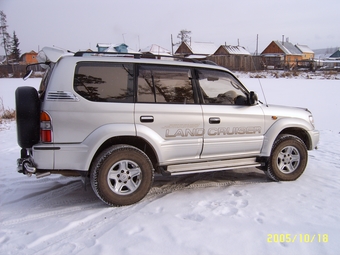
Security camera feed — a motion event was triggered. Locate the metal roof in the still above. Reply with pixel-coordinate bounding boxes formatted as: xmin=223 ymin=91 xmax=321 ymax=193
xmin=295 ymin=44 xmax=314 ymax=54
xmin=274 ymin=40 xmax=302 ymax=55
xmin=182 ymin=42 xmax=218 ymax=55
xmin=219 ymin=45 xmax=251 ymax=55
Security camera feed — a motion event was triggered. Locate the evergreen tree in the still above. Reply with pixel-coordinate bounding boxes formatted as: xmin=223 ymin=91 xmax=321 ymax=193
xmin=0 ymin=11 xmax=11 ymax=64
xmin=10 ymin=31 xmax=20 ymax=62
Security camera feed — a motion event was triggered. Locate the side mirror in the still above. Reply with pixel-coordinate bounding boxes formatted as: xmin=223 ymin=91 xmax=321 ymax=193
xmin=23 ymin=70 xmax=33 ymax=81
xmin=249 ymin=91 xmax=258 ymax=105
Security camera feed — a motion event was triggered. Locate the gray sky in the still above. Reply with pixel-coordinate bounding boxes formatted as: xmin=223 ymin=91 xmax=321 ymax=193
xmin=1 ymin=0 xmax=339 ymax=55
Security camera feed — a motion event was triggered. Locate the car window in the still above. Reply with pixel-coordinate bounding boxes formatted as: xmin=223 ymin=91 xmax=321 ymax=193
xmin=137 ymin=65 xmax=194 ymax=104
xmin=197 ymin=69 xmax=248 ymax=105
xmin=38 ymin=63 xmax=55 ymax=100
xmin=74 ymin=62 xmax=134 ymax=102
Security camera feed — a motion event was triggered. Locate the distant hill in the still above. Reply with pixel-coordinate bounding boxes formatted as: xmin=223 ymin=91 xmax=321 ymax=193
xmin=313 ymin=47 xmax=339 ymax=59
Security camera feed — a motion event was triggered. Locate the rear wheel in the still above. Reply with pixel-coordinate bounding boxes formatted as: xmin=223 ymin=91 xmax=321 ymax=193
xmin=266 ymin=135 xmax=308 ymax=181
xmin=90 ymin=145 xmax=154 ymax=206
xmin=15 ymin=86 xmax=40 ymax=148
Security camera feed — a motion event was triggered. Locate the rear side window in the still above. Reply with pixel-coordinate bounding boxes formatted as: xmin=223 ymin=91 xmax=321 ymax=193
xmin=39 ymin=63 xmax=55 ymax=100
xmin=74 ymin=62 xmax=134 ymax=102
xmin=137 ymin=65 xmax=194 ymax=104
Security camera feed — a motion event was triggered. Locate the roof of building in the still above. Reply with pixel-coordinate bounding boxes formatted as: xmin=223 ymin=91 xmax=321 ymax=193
xmin=140 ymin=44 xmax=171 ymax=55
xmin=216 ymin=45 xmax=251 ymax=55
xmin=329 ymin=49 xmax=340 ymax=58
xmin=99 ymin=43 xmax=140 ymax=54
xmin=274 ymin=40 xmax=302 ymax=55
xmin=177 ymin=42 xmax=218 ymax=55
xmin=295 ymin=44 xmax=314 ymax=54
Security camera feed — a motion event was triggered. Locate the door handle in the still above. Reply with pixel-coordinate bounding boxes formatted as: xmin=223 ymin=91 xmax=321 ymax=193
xmin=209 ymin=117 xmax=220 ymax=124
xmin=140 ymin=116 xmax=154 ymax=123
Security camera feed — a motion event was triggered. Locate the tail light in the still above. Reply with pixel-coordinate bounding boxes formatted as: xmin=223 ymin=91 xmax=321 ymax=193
xmin=40 ymin=111 xmax=52 ymax=142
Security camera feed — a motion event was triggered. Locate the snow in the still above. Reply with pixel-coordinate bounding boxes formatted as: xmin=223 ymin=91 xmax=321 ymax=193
xmin=184 ymin=42 xmax=218 ymax=55
xmin=1 ymin=75 xmax=340 ymax=255
xmin=221 ymin=45 xmax=251 ymax=55
xmin=295 ymin=44 xmax=314 ymax=54
xmin=140 ymin=44 xmax=171 ymax=55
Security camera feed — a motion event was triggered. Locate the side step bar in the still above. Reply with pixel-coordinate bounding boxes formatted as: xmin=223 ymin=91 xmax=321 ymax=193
xmin=166 ymin=157 xmax=262 ymax=176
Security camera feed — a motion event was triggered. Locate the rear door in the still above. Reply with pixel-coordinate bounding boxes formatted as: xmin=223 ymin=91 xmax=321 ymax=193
xmin=197 ymin=68 xmax=265 ymax=159
xmin=134 ymin=64 xmax=203 ymax=164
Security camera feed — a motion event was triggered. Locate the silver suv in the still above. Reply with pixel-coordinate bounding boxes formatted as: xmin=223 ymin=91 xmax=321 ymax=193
xmin=16 ymin=47 xmax=319 ymax=206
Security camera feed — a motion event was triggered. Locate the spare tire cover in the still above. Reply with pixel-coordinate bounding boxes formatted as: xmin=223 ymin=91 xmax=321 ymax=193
xmin=15 ymin=86 xmax=40 ymax=148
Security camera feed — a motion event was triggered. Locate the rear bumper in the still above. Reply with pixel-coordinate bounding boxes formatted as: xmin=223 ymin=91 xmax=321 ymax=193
xmin=31 ymin=143 xmax=90 ymax=171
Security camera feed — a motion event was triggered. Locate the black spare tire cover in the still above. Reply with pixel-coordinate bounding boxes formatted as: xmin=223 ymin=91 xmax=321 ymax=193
xmin=15 ymin=86 xmax=40 ymax=148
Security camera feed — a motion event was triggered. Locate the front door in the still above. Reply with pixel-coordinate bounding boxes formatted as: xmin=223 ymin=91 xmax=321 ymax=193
xmin=197 ymin=68 xmax=264 ymax=159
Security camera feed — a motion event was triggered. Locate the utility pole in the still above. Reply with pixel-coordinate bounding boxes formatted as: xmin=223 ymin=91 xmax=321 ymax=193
xmin=171 ymin=34 xmax=174 ymax=55
xmin=256 ymin=34 xmax=259 ymax=56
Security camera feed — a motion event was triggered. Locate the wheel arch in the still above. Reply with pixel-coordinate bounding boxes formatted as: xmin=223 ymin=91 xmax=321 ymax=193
xmin=89 ymin=135 xmax=159 ymax=176
xmin=278 ymin=127 xmax=311 ymax=149
xmin=260 ymin=118 xmax=314 ymax=157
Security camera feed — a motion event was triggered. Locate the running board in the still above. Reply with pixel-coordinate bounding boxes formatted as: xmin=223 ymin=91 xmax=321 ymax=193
xmin=167 ymin=158 xmax=262 ymax=176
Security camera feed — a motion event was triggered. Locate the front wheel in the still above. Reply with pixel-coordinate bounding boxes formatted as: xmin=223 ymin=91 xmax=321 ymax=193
xmin=266 ymin=135 xmax=308 ymax=181
xmin=90 ymin=145 xmax=154 ymax=206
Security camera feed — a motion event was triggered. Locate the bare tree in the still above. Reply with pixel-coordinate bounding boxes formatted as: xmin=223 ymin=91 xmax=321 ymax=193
xmin=0 ymin=11 xmax=11 ymax=64
xmin=177 ymin=29 xmax=191 ymax=44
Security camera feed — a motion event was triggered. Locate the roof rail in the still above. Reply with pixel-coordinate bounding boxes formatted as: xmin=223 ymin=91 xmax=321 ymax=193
xmin=142 ymin=54 xmax=218 ymax=65
xmin=73 ymin=51 xmax=218 ymax=65
xmin=74 ymin=51 xmax=142 ymax=58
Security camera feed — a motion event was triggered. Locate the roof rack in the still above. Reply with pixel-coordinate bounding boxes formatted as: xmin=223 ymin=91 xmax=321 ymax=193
xmin=73 ymin=51 xmax=218 ymax=65
xmin=74 ymin=51 xmax=142 ymax=58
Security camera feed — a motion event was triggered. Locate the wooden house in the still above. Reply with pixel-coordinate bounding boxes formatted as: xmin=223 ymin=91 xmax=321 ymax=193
xmin=214 ymin=45 xmax=251 ymax=55
xmin=295 ymin=44 xmax=314 ymax=60
xmin=174 ymin=42 xmax=218 ymax=59
xmin=261 ymin=40 xmax=303 ymax=69
xmin=140 ymin=44 xmax=171 ymax=59
xmin=96 ymin=43 xmax=139 ymax=54
xmin=20 ymin=50 xmax=38 ymax=64
xmin=209 ymin=45 xmax=255 ymax=71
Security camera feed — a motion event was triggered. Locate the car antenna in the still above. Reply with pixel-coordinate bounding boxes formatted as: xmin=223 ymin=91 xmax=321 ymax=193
xmin=250 ymin=54 xmax=269 ymax=107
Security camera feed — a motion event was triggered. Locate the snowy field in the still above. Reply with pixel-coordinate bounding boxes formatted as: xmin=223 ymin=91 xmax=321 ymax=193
xmin=0 ymin=75 xmax=340 ymax=255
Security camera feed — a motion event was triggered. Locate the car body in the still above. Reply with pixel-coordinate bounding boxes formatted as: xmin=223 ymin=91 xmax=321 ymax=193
xmin=16 ymin=47 xmax=319 ymax=206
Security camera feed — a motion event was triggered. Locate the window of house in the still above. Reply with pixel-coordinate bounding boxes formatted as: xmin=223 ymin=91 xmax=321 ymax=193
xmin=74 ymin=62 xmax=134 ymax=102
xmin=137 ymin=65 xmax=194 ymax=104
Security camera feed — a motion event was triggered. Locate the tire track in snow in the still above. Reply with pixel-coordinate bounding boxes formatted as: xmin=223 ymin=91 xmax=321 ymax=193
xmin=25 ymin=192 xmax=173 ymax=254
xmin=2 ymin=169 xmax=270 ymax=227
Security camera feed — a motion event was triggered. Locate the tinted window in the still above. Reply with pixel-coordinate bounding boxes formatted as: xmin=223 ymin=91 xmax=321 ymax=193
xmin=138 ymin=65 xmax=194 ymax=104
xmin=74 ymin=62 xmax=134 ymax=102
xmin=197 ymin=69 xmax=248 ymax=105
xmin=39 ymin=63 xmax=55 ymax=100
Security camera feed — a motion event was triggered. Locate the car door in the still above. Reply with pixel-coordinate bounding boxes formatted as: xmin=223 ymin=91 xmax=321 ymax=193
xmin=134 ymin=64 xmax=204 ymax=164
xmin=197 ymin=68 xmax=265 ymax=159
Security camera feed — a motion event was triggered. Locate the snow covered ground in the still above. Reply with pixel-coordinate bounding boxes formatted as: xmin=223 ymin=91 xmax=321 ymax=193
xmin=0 ymin=75 xmax=340 ymax=255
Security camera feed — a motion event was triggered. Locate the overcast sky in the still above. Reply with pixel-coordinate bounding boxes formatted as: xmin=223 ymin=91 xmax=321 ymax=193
xmin=1 ymin=0 xmax=339 ymax=55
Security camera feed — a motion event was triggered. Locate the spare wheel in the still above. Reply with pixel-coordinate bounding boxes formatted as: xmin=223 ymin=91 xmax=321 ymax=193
xmin=15 ymin=86 xmax=41 ymax=148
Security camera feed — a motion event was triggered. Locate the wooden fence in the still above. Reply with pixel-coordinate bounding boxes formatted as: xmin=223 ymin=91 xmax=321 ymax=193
xmin=207 ymin=55 xmax=263 ymax=71
xmin=0 ymin=64 xmax=43 ymax=78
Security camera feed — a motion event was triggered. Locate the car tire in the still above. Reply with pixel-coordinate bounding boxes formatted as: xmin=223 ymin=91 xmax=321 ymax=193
xmin=266 ymin=134 xmax=308 ymax=181
xmin=15 ymin=86 xmax=40 ymax=148
xmin=90 ymin=145 xmax=154 ymax=206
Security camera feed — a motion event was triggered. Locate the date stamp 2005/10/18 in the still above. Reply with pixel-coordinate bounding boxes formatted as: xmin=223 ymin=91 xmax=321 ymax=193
xmin=267 ymin=234 xmax=328 ymax=243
